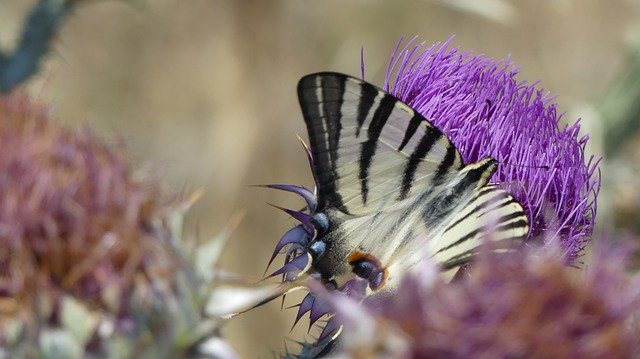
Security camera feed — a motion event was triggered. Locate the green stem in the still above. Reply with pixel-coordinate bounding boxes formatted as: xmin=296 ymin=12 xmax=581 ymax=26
xmin=601 ymin=48 xmax=640 ymax=156
xmin=0 ymin=0 xmax=76 ymax=93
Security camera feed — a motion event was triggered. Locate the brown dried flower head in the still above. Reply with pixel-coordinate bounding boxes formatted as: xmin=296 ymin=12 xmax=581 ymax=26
xmin=0 ymin=92 xmax=176 ymax=317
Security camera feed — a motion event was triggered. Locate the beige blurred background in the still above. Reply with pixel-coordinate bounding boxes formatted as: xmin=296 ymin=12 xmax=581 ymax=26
xmin=2 ymin=0 xmax=639 ymax=357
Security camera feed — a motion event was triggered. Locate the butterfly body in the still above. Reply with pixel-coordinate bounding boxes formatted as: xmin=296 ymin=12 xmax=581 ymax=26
xmin=273 ymin=72 xmax=529 ymax=297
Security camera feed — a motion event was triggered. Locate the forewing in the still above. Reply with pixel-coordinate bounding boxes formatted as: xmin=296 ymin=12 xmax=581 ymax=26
xmin=298 ymin=72 xmax=464 ymax=216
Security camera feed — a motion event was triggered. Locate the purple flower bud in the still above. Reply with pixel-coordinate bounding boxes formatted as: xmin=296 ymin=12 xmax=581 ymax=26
xmin=0 ymin=92 xmax=242 ymax=357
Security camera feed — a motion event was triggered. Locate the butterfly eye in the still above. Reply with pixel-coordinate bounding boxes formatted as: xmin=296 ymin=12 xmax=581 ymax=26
xmin=351 ymin=259 xmax=386 ymax=290
xmin=348 ymin=252 xmax=388 ymax=291
xmin=308 ymin=240 xmax=327 ymax=260
xmin=311 ymin=213 xmax=330 ymax=234
xmin=351 ymin=259 xmax=387 ymax=290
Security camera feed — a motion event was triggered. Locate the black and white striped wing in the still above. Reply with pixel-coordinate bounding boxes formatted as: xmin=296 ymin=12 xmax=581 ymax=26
xmin=338 ymin=185 xmax=529 ymax=282
xmin=432 ymin=186 xmax=529 ymax=269
xmin=297 ymin=72 xmax=529 ymax=281
xmin=298 ymin=72 xmax=464 ymax=216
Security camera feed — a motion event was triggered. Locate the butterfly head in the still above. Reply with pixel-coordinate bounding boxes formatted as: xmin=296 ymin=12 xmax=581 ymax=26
xmin=268 ymin=201 xmax=380 ymax=289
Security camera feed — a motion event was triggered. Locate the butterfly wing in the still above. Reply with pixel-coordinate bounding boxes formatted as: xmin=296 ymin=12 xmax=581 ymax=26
xmin=298 ymin=72 xmax=464 ymax=216
xmin=297 ymin=72 xmax=529 ymax=287
xmin=433 ymin=185 xmax=529 ymax=270
xmin=337 ymin=184 xmax=528 ymax=288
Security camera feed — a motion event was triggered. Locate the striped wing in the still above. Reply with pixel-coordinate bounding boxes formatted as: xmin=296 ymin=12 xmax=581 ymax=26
xmin=297 ymin=72 xmax=529 ymax=282
xmin=339 ymin=185 xmax=529 ymax=285
xmin=432 ymin=186 xmax=529 ymax=270
xmin=298 ymin=72 xmax=464 ymax=216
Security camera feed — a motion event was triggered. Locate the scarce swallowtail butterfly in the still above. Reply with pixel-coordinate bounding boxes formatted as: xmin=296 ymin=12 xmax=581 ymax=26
xmin=267 ymin=71 xmax=529 ymax=317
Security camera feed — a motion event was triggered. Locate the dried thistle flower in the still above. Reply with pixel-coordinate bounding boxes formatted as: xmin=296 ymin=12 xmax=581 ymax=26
xmin=0 ymin=92 xmax=258 ymax=358
xmin=0 ymin=91 xmax=175 ymax=314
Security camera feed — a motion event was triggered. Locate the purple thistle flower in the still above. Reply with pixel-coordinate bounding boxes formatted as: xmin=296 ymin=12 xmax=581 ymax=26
xmin=382 ymin=37 xmax=601 ymax=262
xmin=327 ymin=242 xmax=640 ymax=358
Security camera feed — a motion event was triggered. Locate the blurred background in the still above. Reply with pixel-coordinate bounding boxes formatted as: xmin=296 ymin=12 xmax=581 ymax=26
xmin=1 ymin=0 xmax=639 ymax=357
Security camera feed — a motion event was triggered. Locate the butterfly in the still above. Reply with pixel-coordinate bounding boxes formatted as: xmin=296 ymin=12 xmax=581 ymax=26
xmin=265 ymin=72 xmax=529 ymax=330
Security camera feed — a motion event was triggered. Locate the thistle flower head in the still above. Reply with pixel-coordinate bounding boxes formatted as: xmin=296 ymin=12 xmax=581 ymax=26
xmin=384 ymin=37 xmax=601 ymax=262
xmin=0 ymin=92 xmax=175 ymax=313
xmin=0 ymin=92 xmax=245 ymax=358
xmin=327 ymin=242 xmax=640 ymax=358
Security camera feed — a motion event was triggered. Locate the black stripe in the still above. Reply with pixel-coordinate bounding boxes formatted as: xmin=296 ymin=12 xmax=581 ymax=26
xmin=403 ymin=228 xmax=415 ymax=247
xmin=495 ymin=236 xmax=526 ymax=243
xmin=437 ymin=228 xmax=481 ymax=254
xmin=438 ymin=212 xmax=527 ymax=254
xmin=321 ymin=75 xmax=346 ymax=211
xmin=449 ymin=159 xmax=497 ymax=199
xmin=297 ymin=74 xmax=347 ymax=212
xmin=440 ymin=234 xmax=526 ymax=271
xmin=442 ymin=258 xmax=473 ymax=271
xmin=432 ymin=143 xmax=457 ymax=187
xmin=497 ymin=211 xmax=527 ymax=225
xmin=399 ymin=126 xmax=441 ymax=200
xmin=355 ymin=84 xmax=378 ymax=138
xmin=359 ymin=95 xmax=396 ymax=204
xmin=394 ymin=189 xmax=438 ymax=250
xmin=420 ymin=161 xmax=495 ymax=229
xmin=398 ymin=114 xmax=423 ymax=151
xmin=440 ymin=249 xmax=475 ymax=270
xmin=389 ymin=225 xmax=420 ymax=258
xmin=443 ymin=195 xmax=515 ymax=234
xmin=465 ymin=186 xmax=496 ymax=206
xmin=495 ymin=218 xmax=528 ymax=232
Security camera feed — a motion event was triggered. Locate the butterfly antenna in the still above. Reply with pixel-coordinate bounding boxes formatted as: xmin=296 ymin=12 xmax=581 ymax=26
xmin=360 ymin=45 xmax=366 ymax=80
xmin=501 ymin=162 xmax=550 ymax=171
